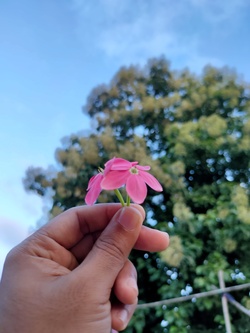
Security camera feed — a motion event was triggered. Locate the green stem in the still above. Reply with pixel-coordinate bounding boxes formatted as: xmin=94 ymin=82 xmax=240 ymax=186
xmin=114 ymin=189 xmax=125 ymax=207
xmin=126 ymin=194 xmax=131 ymax=206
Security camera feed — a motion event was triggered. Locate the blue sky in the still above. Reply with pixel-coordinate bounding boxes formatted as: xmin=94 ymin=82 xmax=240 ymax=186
xmin=1 ymin=0 xmax=250 ymax=275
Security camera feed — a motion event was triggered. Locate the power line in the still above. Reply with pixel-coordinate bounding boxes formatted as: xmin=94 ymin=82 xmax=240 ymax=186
xmin=225 ymin=293 xmax=250 ymax=317
xmin=137 ymin=282 xmax=250 ymax=309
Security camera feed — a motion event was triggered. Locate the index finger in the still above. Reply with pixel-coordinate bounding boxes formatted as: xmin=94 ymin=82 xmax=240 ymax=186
xmin=39 ymin=203 xmax=145 ymax=249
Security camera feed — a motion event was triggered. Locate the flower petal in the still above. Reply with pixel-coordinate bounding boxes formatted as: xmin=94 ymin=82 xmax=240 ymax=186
xmin=138 ymin=170 xmax=163 ymax=192
xmin=101 ymin=170 xmax=129 ymax=190
xmin=87 ymin=174 xmax=99 ymax=190
xmin=104 ymin=157 xmax=117 ymax=174
xmin=126 ymin=174 xmax=147 ymax=204
xmin=85 ymin=173 xmax=103 ymax=205
xmin=136 ymin=165 xmax=151 ymax=171
xmin=111 ymin=158 xmax=137 ymax=170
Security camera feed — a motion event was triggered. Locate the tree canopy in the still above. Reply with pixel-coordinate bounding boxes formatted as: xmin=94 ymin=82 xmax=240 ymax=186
xmin=24 ymin=57 xmax=250 ymax=332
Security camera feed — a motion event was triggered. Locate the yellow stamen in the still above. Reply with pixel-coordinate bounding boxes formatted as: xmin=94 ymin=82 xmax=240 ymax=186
xmin=130 ymin=167 xmax=139 ymax=174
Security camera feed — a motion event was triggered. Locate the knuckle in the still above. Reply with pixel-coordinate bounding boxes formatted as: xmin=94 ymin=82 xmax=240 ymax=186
xmin=95 ymin=237 xmax=125 ymax=264
xmin=5 ymin=245 xmax=24 ymax=262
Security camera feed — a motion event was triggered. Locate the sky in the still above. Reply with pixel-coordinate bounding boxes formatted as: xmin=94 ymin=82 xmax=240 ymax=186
xmin=1 ymin=0 xmax=250 ymax=276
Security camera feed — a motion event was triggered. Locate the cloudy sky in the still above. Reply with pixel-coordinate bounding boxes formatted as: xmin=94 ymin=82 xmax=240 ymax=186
xmin=1 ymin=0 xmax=250 ymax=275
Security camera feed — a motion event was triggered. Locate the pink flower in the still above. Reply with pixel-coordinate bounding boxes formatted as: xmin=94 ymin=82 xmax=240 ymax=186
xmin=85 ymin=172 xmax=104 ymax=205
xmin=101 ymin=158 xmax=163 ymax=204
xmin=85 ymin=157 xmax=163 ymax=205
xmin=85 ymin=158 xmax=117 ymax=205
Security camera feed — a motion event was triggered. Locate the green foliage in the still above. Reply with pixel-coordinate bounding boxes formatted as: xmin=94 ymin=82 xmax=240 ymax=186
xmin=24 ymin=57 xmax=250 ymax=332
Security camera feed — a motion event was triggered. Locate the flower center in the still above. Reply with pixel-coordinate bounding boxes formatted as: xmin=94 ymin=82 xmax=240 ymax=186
xmin=129 ymin=166 xmax=139 ymax=174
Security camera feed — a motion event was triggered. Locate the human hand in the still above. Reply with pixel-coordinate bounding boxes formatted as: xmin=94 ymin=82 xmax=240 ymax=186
xmin=0 ymin=204 xmax=169 ymax=333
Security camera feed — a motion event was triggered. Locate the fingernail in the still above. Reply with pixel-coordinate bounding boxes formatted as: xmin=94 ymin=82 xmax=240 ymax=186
xmin=117 ymin=207 xmax=143 ymax=231
xmin=127 ymin=277 xmax=138 ymax=292
xmin=119 ymin=309 xmax=128 ymax=325
xmin=127 ymin=277 xmax=139 ymax=298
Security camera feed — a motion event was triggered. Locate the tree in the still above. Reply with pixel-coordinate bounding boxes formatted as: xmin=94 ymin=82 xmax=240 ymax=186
xmin=24 ymin=57 xmax=250 ymax=332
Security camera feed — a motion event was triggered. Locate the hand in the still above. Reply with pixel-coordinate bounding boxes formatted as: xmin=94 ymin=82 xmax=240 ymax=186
xmin=0 ymin=204 xmax=169 ymax=333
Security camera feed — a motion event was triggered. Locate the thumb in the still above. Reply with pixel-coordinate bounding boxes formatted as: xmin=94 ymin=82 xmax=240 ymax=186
xmin=79 ymin=205 xmax=144 ymax=288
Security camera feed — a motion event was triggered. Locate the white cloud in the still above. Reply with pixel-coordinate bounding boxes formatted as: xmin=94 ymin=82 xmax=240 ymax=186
xmin=70 ymin=0 xmax=223 ymax=69
xmin=0 ymin=177 xmax=44 ymax=229
xmin=70 ymin=0 xmax=249 ymax=75
xmin=189 ymin=0 xmax=248 ymax=23
xmin=0 ymin=216 xmax=30 ymax=278
xmin=0 ymin=217 xmax=28 ymax=248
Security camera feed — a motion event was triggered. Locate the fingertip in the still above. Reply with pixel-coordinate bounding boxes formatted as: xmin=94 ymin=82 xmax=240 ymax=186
xmin=117 ymin=206 xmax=144 ymax=231
xmin=126 ymin=277 xmax=139 ymax=302
xmin=162 ymin=232 xmax=170 ymax=250
xmin=112 ymin=303 xmax=137 ymax=332
xmin=113 ymin=260 xmax=138 ymax=305
xmin=131 ymin=204 xmax=145 ymax=220
xmin=155 ymin=231 xmax=170 ymax=252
